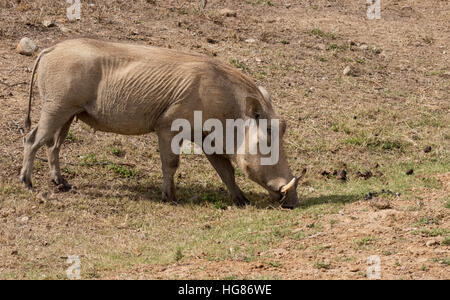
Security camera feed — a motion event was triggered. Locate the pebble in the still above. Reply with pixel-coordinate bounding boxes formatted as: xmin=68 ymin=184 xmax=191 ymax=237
xmin=343 ymin=66 xmax=352 ymax=76
xmin=219 ymin=8 xmax=237 ymax=17
xmin=16 ymin=37 xmax=38 ymax=56
xmin=42 ymin=19 xmax=56 ymax=28
xmin=426 ymin=240 xmax=438 ymax=247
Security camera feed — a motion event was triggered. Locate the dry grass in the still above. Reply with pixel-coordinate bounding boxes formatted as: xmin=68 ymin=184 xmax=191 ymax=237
xmin=0 ymin=0 xmax=449 ymax=279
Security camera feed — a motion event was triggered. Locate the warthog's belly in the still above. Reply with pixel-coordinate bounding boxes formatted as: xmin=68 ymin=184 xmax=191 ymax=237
xmin=77 ymin=110 xmax=156 ymax=135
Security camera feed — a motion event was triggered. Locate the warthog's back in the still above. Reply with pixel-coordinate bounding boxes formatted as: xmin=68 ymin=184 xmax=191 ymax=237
xmin=42 ymin=39 xmax=224 ymax=135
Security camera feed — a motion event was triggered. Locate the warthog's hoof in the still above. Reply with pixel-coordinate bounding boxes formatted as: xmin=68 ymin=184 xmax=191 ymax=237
xmin=20 ymin=175 xmax=33 ymax=190
xmin=52 ymin=178 xmax=72 ymax=192
xmin=233 ymin=194 xmax=250 ymax=207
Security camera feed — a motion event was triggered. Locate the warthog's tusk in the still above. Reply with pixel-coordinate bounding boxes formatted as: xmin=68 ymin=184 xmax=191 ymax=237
xmin=281 ymin=177 xmax=297 ymax=195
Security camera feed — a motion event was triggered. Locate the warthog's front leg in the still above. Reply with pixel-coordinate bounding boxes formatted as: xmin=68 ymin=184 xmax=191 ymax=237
xmin=157 ymin=131 xmax=180 ymax=203
xmin=206 ymin=154 xmax=250 ymax=207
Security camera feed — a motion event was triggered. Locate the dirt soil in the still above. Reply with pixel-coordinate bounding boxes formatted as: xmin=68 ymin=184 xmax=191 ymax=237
xmin=0 ymin=0 xmax=449 ymax=279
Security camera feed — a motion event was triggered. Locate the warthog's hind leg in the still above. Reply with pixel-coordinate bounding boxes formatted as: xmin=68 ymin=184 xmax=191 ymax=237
xmin=46 ymin=117 xmax=74 ymax=190
xmin=206 ymin=154 xmax=250 ymax=207
xmin=20 ymin=107 xmax=75 ymax=189
xmin=157 ymin=131 xmax=180 ymax=203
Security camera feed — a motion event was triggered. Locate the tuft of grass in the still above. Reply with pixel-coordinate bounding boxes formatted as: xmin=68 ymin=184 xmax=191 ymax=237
xmin=412 ymin=228 xmax=449 ymax=237
xmin=445 ymin=199 xmax=450 ymax=209
xmin=314 ymin=261 xmax=331 ymax=269
xmin=111 ymin=147 xmax=124 ymax=157
xmin=416 ymin=216 xmax=439 ymax=226
xmin=79 ymin=153 xmax=98 ymax=166
xmin=66 ymin=131 xmax=78 ymax=142
xmin=355 ymin=236 xmax=374 ymax=247
xmin=310 ymin=28 xmax=336 ymax=39
xmin=441 ymin=236 xmax=450 ymax=246
xmin=109 ymin=163 xmax=137 ymax=178
xmin=229 ymin=59 xmax=248 ymax=73
xmin=174 ymin=247 xmax=184 ymax=262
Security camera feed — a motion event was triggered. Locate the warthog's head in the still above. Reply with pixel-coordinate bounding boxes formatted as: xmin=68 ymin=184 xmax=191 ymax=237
xmin=233 ymin=87 xmax=301 ymax=209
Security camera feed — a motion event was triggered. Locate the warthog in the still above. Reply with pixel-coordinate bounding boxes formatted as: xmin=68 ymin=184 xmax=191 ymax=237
xmin=20 ymin=38 xmax=301 ymax=208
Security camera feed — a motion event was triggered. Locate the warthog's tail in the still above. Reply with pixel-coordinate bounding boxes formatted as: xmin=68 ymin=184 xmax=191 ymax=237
xmin=25 ymin=46 xmax=56 ymax=131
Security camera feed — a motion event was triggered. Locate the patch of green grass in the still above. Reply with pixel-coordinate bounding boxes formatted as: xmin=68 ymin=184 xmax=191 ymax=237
xmin=314 ymin=261 xmax=331 ymax=269
xmin=328 ymin=43 xmax=347 ymax=51
xmin=79 ymin=153 xmax=98 ymax=166
xmin=111 ymin=147 xmax=124 ymax=157
xmin=354 ymin=236 xmax=375 ymax=247
xmin=412 ymin=228 xmax=449 ymax=237
xmin=431 ymin=258 xmax=450 ymax=266
xmin=310 ymin=28 xmax=336 ymax=39
xmin=174 ymin=247 xmax=184 ymax=262
xmin=416 ymin=216 xmax=440 ymax=226
xmin=445 ymin=199 xmax=450 ymax=209
xmin=343 ymin=133 xmax=406 ymax=151
xmin=230 ymin=58 xmax=248 ymax=73
xmin=441 ymin=236 xmax=450 ymax=246
xmin=420 ymin=177 xmax=443 ymax=189
xmin=108 ymin=163 xmax=137 ymax=178
xmin=66 ymin=131 xmax=78 ymax=142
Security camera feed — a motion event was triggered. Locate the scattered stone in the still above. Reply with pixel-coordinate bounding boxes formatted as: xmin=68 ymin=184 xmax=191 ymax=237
xmin=206 ymin=38 xmax=218 ymax=44
xmin=370 ymin=199 xmax=391 ymax=210
xmin=406 ymin=169 xmax=414 ymax=175
xmin=343 ymin=66 xmax=352 ymax=76
xmin=423 ymin=146 xmax=432 ymax=153
xmin=20 ymin=216 xmax=29 ymax=224
xmin=336 ymin=170 xmax=347 ymax=181
xmin=359 ymin=44 xmax=369 ymax=50
xmin=16 ymin=37 xmax=38 ymax=56
xmin=426 ymin=240 xmax=438 ymax=247
xmin=356 ymin=171 xmax=373 ymax=180
xmin=219 ymin=8 xmax=237 ymax=17
xmin=245 ymin=38 xmax=257 ymax=43
xmin=42 ymin=19 xmax=56 ymax=28
xmin=349 ymin=266 xmax=360 ymax=272
xmin=315 ymin=43 xmax=326 ymax=50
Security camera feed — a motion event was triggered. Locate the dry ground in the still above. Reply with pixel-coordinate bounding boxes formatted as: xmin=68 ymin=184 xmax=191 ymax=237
xmin=0 ymin=0 xmax=449 ymax=279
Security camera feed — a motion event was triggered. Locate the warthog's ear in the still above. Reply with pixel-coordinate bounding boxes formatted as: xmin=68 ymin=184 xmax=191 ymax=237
xmin=258 ymin=86 xmax=271 ymax=103
xmin=245 ymin=96 xmax=263 ymax=119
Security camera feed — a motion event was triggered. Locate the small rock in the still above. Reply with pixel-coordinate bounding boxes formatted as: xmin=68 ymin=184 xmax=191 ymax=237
xmin=336 ymin=170 xmax=347 ymax=181
xmin=359 ymin=44 xmax=369 ymax=50
xmin=42 ymin=19 xmax=55 ymax=28
xmin=423 ymin=146 xmax=432 ymax=153
xmin=315 ymin=43 xmax=326 ymax=51
xmin=343 ymin=66 xmax=352 ymax=76
xmin=20 ymin=216 xmax=29 ymax=224
xmin=206 ymin=38 xmax=218 ymax=44
xmin=58 ymin=25 xmax=71 ymax=34
xmin=349 ymin=266 xmax=360 ymax=272
xmin=219 ymin=8 xmax=237 ymax=17
xmin=16 ymin=37 xmax=38 ymax=56
xmin=370 ymin=199 xmax=391 ymax=210
xmin=406 ymin=169 xmax=414 ymax=176
xmin=245 ymin=38 xmax=257 ymax=43
xmin=426 ymin=240 xmax=438 ymax=247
